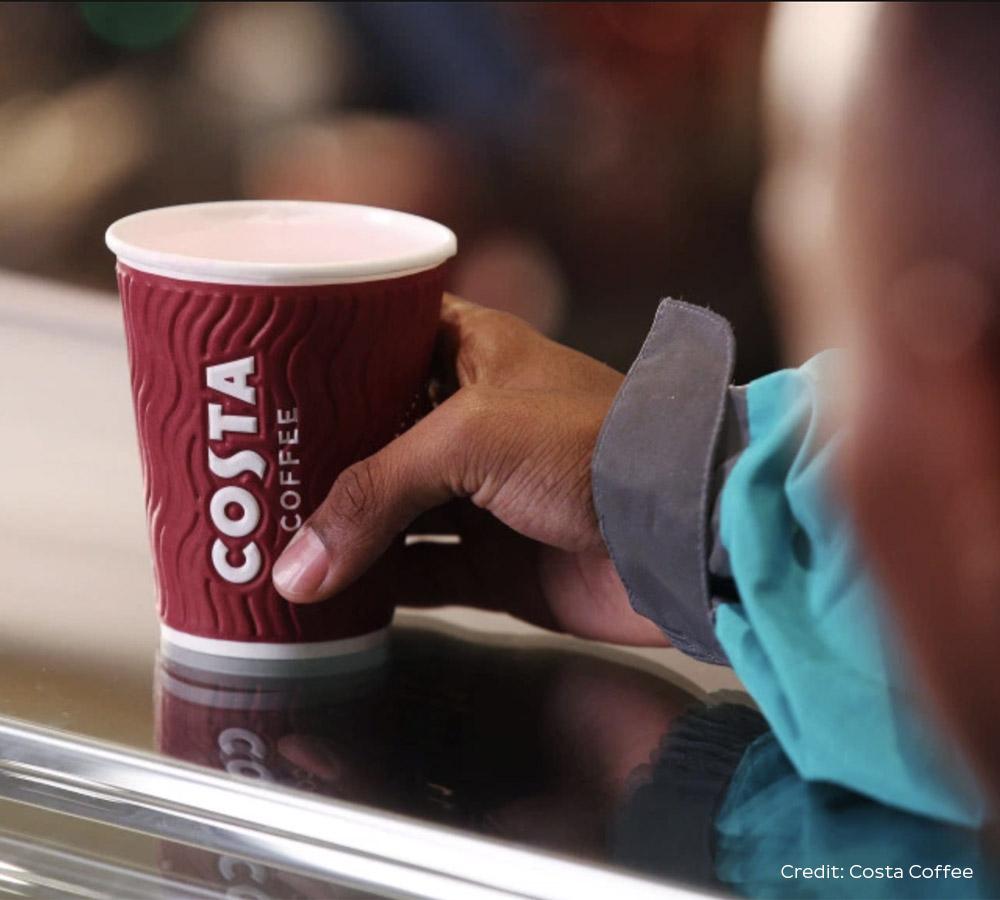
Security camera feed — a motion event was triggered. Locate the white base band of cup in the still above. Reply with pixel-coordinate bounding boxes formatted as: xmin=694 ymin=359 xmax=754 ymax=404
xmin=159 ymin=624 xmax=390 ymax=660
xmin=157 ymin=667 xmax=384 ymax=710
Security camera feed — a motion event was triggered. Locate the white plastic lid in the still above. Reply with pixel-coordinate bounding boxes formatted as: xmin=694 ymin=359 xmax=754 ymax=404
xmin=105 ymin=200 xmax=457 ymax=285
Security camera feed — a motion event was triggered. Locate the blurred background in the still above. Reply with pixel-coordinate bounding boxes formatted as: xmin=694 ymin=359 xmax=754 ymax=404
xmin=0 ymin=1 xmax=779 ymax=380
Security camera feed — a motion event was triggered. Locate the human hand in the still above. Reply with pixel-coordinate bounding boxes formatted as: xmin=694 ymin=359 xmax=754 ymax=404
xmin=272 ymin=295 xmax=666 ymax=646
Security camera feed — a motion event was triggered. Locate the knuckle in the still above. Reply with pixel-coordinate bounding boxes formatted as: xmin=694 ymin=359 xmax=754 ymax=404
xmin=458 ymin=309 xmax=529 ymax=383
xmin=326 ymin=458 xmax=380 ymax=527
xmin=457 ymin=331 xmax=500 ymax=383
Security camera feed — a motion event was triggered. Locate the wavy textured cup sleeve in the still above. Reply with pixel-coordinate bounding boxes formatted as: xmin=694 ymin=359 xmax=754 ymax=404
xmin=118 ymin=262 xmax=445 ymax=651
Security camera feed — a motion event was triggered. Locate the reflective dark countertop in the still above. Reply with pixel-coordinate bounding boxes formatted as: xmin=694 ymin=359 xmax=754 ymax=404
xmin=3 ymin=272 xmax=999 ymax=899
xmin=151 ymin=627 xmax=1000 ymax=899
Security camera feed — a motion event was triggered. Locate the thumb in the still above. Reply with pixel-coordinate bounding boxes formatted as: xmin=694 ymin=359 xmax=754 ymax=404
xmin=271 ymin=392 xmax=477 ymax=603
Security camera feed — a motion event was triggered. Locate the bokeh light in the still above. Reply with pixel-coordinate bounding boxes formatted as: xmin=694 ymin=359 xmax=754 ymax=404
xmin=79 ymin=2 xmax=198 ymax=51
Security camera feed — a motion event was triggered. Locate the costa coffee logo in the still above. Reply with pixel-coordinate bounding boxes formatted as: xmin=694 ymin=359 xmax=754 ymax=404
xmin=218 ymin=725 xmax=274 ymax=781
xmin=206 ymin=357 xmax=265 ymax=584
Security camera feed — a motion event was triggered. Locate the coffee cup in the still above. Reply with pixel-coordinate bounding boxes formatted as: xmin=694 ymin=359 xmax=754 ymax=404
xmin=106 ymin=200 xmax=455 ymax=662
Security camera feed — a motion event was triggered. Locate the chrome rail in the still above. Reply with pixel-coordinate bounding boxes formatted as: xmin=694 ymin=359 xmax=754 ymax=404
xmin=0 ymin=716 xmax=708 ymax=900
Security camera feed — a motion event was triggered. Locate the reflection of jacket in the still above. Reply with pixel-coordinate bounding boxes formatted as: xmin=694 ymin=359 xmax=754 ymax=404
xmin=611 ymin=704 xmax=1000 ymax=900
xmin=610 ymin=702 xmax=768 ymax=891
xmin=716 ymin=733 xmax=999 ymax=899
xmin=613 ymin=704 xmax=999 ymax=899
xmin=593 ymin=300 xmax=985 ymax=826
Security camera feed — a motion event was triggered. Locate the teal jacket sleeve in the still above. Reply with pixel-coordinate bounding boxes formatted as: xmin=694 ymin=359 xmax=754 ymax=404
xmin=592 ymin=300 xmax=987 ymax=827
xmin=715 ymin=352 xmax=985 ymax=826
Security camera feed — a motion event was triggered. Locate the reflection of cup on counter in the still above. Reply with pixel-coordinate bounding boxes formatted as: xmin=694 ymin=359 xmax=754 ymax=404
xmin=158 ymin=845 xmax=377 ymax=900
xmin=106 ymin=201 xmax=456 ymax=661
xmin=155 ymin=652 xmax=395 ymax=898
xmin=157 ymin=834 xmax=378 ymax=900
xmin=154 ymin=654 xmax=390 ymax=797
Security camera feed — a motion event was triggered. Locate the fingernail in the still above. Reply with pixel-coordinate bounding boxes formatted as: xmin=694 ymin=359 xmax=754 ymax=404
xmin=272 ymin=527 xmax=330 ymax=601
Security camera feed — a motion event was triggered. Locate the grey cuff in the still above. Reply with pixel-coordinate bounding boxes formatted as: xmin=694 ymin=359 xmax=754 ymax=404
xmin=592 ymin=300 xmax=745 ymax=665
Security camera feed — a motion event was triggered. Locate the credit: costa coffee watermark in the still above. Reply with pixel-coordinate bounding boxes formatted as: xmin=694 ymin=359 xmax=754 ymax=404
xmin=205 ymin=356 xmax=303 ymax=585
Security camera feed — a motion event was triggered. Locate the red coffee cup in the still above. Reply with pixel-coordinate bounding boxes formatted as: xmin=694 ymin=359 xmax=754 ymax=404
xmin=106 ymin=201 xmax=455 ymax=664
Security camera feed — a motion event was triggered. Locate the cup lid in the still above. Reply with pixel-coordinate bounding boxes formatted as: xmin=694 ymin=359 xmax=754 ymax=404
xmin=106 ymin=200 xmax=457 ymax=286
